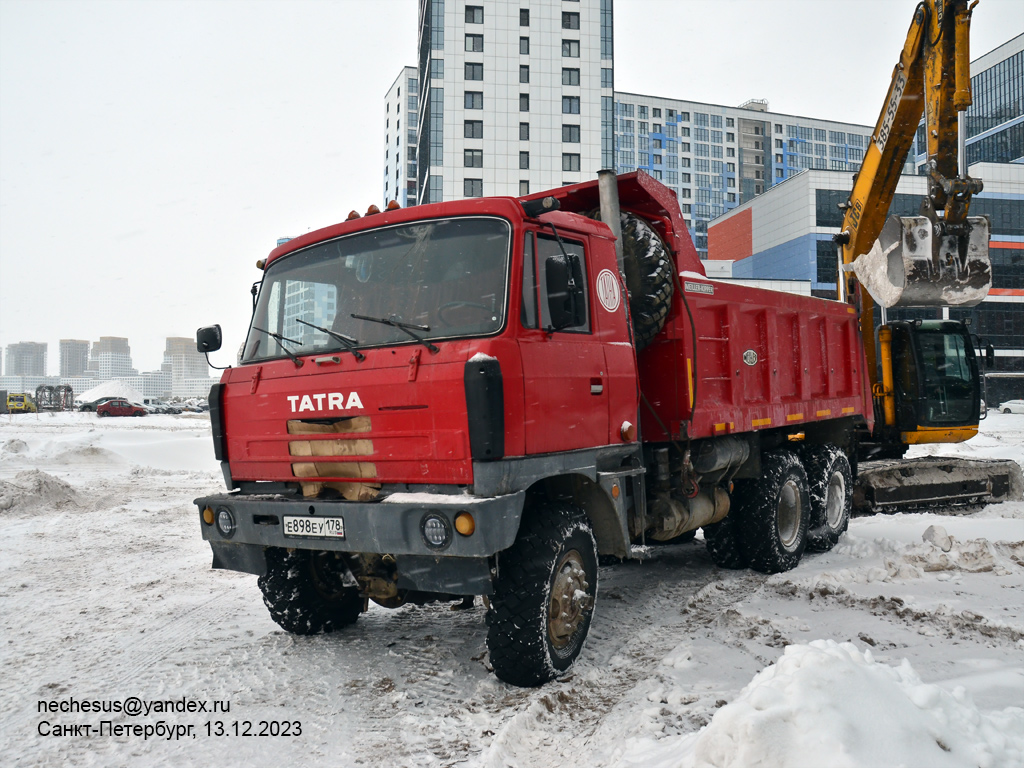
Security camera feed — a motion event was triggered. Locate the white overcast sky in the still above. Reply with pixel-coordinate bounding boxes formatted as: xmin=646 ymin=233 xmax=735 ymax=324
xmin=1 ymin=0 xmax=1021 ymax=375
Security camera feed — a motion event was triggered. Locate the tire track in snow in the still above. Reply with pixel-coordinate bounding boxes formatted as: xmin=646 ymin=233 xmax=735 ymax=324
xmin=472 ymin=560 xmax=773 ymax=768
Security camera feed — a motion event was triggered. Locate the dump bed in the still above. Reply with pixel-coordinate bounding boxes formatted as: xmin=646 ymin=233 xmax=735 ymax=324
xmin=637 ymin=275 xmax=874 ymax=442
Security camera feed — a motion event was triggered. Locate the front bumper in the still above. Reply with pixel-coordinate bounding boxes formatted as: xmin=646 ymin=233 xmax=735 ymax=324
xmin=195 ymin=489 xmax=525 ymax=567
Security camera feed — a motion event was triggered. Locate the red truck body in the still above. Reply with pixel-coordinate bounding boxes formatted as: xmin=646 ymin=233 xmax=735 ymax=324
xmin=639 ymin=281 xmax=873 ymax=442
xmin=216 ymin=173 xmax=870 ymax=490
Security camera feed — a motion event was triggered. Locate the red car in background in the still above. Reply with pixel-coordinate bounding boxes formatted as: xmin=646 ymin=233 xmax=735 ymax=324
xmin=96 ymin=399 xmax=147 ymax=418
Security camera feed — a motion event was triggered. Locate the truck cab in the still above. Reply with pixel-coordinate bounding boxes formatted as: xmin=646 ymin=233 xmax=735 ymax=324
xmin=196 ymin=183 xmax=656 ymax=686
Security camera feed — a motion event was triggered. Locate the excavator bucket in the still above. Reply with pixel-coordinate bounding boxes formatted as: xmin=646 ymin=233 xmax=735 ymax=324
xmin=849 ymin=215 xmax=991 ymax=308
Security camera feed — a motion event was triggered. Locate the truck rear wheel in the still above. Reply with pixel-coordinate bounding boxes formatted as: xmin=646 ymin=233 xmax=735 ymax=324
xmin=486 ymin=501 xmax=597 ymax=687
xmin=803 ymin=446 xmax=852 ymax=552
xmin=258 ymin=548 xmax=362 ymax=635
xmin=736 ymin=451 xmax=809 ymax=573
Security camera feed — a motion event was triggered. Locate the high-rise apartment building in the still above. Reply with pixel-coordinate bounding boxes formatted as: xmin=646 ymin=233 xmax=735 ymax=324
xmin=612 ymin=95 xmax=877 ymax=257
xmin=410 ymin=0 xmax=614 ymax=204
xmin=88 ymin=337 xmax=136 ymax=379
xmin=162 ymin=337 xmax=210 ymax=381
xmin=4 ymin=342 xmax=47 ymax=376
xmin=161 ymin=337 xmax=211 ymax=397
xmin=384 ymin=67 xmax=420 ymax=207
xmin=59 ymin=339 xmax=91 ymax=378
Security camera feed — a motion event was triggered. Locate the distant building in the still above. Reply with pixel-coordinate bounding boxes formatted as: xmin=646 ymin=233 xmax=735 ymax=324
xmin=383 ymin=66 xmax=419 ymax=208
xmin=612 ymin=95 xmax=876 ymax=258
xmin=407 ymin=0 xmax=614 ymax=205
xmin=162 ymin=337 xmax=212 ymax=398
xmin=4 ymin=342 xmax=47 ymax=376
xmin=88 ymin=337 xmax=136 ymax=379
xmin=59 ymin=339 xmax=91 ymax=378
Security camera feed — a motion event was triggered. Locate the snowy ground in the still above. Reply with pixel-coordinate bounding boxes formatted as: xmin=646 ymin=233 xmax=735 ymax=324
xmin=1 ymin=411 xmax=1022 ymax=768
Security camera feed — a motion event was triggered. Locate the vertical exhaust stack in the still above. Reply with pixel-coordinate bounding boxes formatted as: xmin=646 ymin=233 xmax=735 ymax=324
xmin=597 ymin=170 xmax=624 ymax=276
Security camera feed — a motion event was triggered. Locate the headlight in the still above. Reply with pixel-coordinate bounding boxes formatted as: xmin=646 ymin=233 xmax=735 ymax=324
xmin=215 ymin=507 xmax=235 ymax=538
xmin=420 ymin=513 xmax=452 ymax=550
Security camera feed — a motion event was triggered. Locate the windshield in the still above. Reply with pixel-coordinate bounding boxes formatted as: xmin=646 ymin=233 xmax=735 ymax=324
xmin=243 ymin=217 xmax=511 ymax=362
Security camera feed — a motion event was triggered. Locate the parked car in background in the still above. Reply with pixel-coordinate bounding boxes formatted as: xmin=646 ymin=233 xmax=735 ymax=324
xmin=6 ymin=393 xmax=37 ymax=413
xmin=97 ymin=399 xmax=147 ymax=417
xmin=998 ymin=399 xmax=1024 ymax=414
xmin=79 ymin=396 xmax=119 ymax=412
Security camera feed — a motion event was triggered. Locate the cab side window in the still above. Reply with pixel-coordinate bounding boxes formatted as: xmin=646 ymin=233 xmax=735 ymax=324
xmin=537 ymin=233 xmax=589 ymax=333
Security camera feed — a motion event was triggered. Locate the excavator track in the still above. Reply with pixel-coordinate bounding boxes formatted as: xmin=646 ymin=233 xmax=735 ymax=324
xmin=853 ymin=457 xmax=1023 ymax=513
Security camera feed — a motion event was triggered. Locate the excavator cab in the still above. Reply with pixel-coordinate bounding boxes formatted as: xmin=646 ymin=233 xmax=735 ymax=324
xmin=889 ymin=320 xmax=981 ymax=441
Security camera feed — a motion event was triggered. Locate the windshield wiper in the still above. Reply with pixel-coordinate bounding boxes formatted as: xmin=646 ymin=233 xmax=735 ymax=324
xmin=351 ymin=313 xmax=440 ymax=353
xmin=295 ymin=318 xmax=365 ymax=361
xmin=251 ymin=327 xmax=304 ymax=368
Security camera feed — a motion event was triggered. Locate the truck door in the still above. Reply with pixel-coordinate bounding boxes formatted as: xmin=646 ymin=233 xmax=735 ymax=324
xmin=519 ymin=230 xmax=610 ymax=454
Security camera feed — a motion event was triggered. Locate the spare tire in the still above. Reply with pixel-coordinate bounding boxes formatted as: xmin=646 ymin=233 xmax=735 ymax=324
xmin=591 ymin=211 xmax=674 ymax=350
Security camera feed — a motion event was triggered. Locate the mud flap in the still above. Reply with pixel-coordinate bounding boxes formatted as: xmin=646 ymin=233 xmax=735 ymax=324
xmin=849 ymin=216 xmax=991 ymax=308
xmin=211 ymin=541 xmax=268 ymax=576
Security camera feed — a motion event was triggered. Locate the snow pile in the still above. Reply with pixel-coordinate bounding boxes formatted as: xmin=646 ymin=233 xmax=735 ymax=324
xmin=75 ymin=380 xmax=144 ymax=404
xmin=38 ymin=440 xmax=122 ymax=466
xmin=621 ymin=641 xmax=1024 ymax=768
xmin=0 ymin=469 xmax=77 ymax=513
xmin=1 ymin=438 xmax=29 ymax=455
xmin=689 ymin=640 xmax=1024 ymax=768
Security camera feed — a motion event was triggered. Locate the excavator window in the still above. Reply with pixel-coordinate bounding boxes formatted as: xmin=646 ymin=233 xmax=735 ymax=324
xmin=910 ymin=325 xmax=979 ymax=427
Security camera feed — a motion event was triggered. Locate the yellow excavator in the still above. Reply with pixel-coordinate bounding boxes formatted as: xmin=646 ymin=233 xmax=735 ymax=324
xmin=836 ymin=0 xmax=1021 ymax=507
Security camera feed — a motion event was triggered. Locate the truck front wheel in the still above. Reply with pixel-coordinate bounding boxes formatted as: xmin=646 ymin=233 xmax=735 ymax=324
xmin=487 ymin=502 xmax=597 ymax=687
xmin=258 ymin=548 xmax=362 ymax=635
xmin=736 ymin=451 xmax=809 ymax=573
xmin=803 ymin=446 xmax=852 ymax=552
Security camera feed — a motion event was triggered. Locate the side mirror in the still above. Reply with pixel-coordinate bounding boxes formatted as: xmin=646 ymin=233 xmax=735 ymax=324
xmin=545 ymin=254 xmax=585 ymax=330
xmin=197 ymin=325 xmax=223 ymax=353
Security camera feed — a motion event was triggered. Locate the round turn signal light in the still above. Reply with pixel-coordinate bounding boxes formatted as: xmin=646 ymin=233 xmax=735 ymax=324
xmin=454 ymin=512 xmax=475 ymax=536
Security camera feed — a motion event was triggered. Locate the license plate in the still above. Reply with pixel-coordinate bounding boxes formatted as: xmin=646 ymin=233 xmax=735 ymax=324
xmin=283 ymin=515 xmax=345 ymax=539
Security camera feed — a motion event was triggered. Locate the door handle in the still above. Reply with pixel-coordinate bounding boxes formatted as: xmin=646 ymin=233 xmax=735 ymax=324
xmin=590 ymin=378 xmax=604 ymax=395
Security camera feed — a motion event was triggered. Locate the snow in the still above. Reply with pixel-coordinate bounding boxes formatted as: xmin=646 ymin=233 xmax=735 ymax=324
xmin=75 ymin=380 xmax=145 ymax=404
xmin=469 ymin=352 xmax=498 ymax=363
xmin=383 ymin=491 xmax=491 ymax=505
xmin=2 ymin=410 xmax=1023 ymax=767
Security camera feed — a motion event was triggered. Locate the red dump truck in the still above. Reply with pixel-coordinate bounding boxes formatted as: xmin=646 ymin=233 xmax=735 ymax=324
xmin=194 ymin=169 xmax=1020 ymax=686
